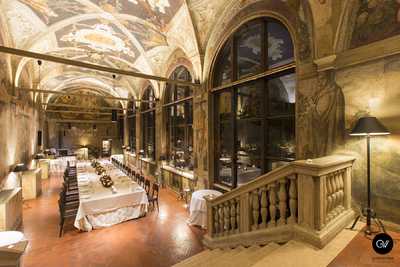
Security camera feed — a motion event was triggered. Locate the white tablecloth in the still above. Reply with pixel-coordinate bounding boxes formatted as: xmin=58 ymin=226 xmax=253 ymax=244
xmin=74 ymin=160 xmax=148 ymax=231
xmin=187 ymin=189 xmax=222 ymax=228
xmin=50 ymin=156 xmax=77 ymax=176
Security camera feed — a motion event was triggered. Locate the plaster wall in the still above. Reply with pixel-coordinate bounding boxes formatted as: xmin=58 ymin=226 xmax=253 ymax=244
xmin=335 ymin=55 xmax=400 ymax=224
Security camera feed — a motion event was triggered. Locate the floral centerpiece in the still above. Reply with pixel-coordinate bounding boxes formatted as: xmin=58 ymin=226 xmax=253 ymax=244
xmin=95 ymin=165 xmax=106 ymax=175
xmin=100 ymin=174 xmax=114 ymax=188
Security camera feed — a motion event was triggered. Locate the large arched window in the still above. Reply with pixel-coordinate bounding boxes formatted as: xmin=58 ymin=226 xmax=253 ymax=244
xmin=127 ymin=100 xmax=136 ymax=152
xmin=212 ymin=18 xmax=296 ymax=189
xmin=141 ymin=86 xmax=156 ymax=160
xmin=164 ymin=66 xmax=193 ymax=170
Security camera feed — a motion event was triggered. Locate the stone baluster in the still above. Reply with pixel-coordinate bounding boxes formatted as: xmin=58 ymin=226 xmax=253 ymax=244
xmin=213 ymin=207 xmax=219 ymax=235
xmin=236 ymin=197 xmax=240 ymax=234
xmin=338 ymin=171 xmax=345 ymax=211
xmin=288 ymin=176 xmax=297 ymax=224
xmin=326 ymin=174 xmax=333 ymax=222
xmin=268 ymin=184 xmax=277 ymax=227
xmin=331 ymin=173 xmax=338 ymax=216
xmin=252 ymin=189 xmax=260 ymax=230
xmin=224 ymin=202 xmax=230 ymax=234
xmin=260 ymin=186 xmax=268 ymax=228
xmin=334 ymin=172 xmax=341 ymax=215
xmin=218 ymin=205 xmax=224 ymax=234
xmin=278 ymin=179 xmax=288 ymax=226
xmin=230 ymin=199 xmax=236 ymax=233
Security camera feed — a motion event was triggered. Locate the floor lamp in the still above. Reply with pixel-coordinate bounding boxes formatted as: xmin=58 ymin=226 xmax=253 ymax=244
xmin=349 ymin=116 xmax=390 ymax=235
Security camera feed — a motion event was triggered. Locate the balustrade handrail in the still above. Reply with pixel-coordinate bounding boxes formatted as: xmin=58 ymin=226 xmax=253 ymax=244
xmin=208 ymin=155 xmax=355 ymax=207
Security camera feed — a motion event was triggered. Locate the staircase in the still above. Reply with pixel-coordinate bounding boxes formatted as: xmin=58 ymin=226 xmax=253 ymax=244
xmin=174 ymin=154 xmax=358 ymax=266
xmin=174 ymin=222 xmax=361 ymax=267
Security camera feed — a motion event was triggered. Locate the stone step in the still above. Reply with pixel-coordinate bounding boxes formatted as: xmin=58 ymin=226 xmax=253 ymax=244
xmin=192 ymin=246 xmax=245 ymax=267
xmin=252 ymin=226 xmax=360 ymax=267
xmin=173 ymin=248 xmax=222 ymax=267
xmin=230 ymin=243 xmax=281 ymax=267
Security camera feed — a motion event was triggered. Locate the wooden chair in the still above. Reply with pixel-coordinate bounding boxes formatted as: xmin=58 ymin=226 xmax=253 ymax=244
xmin=148 ymin=183 xmax=159 ymax=211
xmin=139 ymin=175 xmax=145 ymax=187
xmin=58 ymin=188 xmax=79 ymax=237
xmin=144 ymin=179 xmax=151 ymax=196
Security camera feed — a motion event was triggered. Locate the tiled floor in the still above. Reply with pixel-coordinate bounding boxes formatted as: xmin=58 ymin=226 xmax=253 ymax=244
xmin=21 ymin=174 xmax=205 ymax=267
xmin=328 ymin=227 xmax=400 ymax=267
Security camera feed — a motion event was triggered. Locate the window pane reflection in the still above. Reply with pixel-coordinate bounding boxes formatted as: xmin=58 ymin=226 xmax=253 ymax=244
xmin=237 ymin=22 xmax=263 ymax=78
xmin=237 ymin=81 xmax=264 ymax=119
xmin=268 ymin=73 xmax=296 ymax=115
xmin=236 ymin=119 xmax=262 ymax=186
xmin=216 ymin=91 xmax=233 ymax=186
xmin=268 ymin=21 xmax=294 ymax=68
xmin=267 ymin=118 xmax=295 ymax=160
xmin=214 ymin=42 xmax=232 ymax=86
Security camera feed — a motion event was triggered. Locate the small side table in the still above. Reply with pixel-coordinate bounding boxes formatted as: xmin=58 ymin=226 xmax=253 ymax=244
xmin=21 ymin=169 xmax=42 ymax=200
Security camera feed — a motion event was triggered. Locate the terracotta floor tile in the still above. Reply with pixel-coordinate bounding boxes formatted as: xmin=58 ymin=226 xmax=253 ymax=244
xmin=21 ymin=174 xmax=205 ymax=267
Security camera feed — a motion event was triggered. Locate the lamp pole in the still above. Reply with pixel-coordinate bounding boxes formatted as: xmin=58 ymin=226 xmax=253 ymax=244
xmin=350 ymin=116 xmax=389 ymax=235
xmin=366 ymin=134 xmax=371 ymax=234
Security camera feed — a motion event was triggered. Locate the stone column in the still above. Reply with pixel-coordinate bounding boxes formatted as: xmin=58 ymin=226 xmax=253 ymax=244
xmin=123 ymin=111 xmax=129 ymax=147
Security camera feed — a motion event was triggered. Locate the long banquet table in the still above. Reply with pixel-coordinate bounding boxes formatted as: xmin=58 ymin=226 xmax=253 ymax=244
xmin=74 ymin=160 xmax=148 ymax=231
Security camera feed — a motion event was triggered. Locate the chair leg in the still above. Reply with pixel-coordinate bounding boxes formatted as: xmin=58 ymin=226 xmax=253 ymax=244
xmin=156 ymin=200 xmax=159 ymax=212
xmin=59 ymin=218 xmax=64 ymax=237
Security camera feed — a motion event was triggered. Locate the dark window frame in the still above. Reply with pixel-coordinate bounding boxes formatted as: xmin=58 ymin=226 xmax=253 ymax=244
xmin=212 ymin=18 xmax=296 ymax=189
xmin=164 ymin=66 xmax=194 ymax=170
xmin=141 ymin=86 xmax=156 ymax=160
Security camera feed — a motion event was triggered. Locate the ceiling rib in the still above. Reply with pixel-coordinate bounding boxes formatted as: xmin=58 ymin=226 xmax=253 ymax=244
xmin=17 ymin=87 xmax=130 ymax=101
xmin=50 ymin=119 xmax=117 ymax=124
xmin=0 ymin=46 xmax=200 ymax=87
xmin=45 ymin=110 xmax=123 ymax=115
xmin=42 ymin=103 xmax=127 ymax=111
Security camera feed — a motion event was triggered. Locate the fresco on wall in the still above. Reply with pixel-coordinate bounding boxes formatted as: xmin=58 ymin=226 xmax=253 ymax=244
xmin=351 ymin=0 xmax=400 ymax=48
xmin=297 ymin=70 xmax=345 ymax=159
xmin=47 ymin=89 xmax=118 ymax=121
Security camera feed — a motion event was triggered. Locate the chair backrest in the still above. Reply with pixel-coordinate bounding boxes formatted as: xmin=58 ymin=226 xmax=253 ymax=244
xmin=144 ymin=179 xmax=150 ymax=194
xmin=151 ymin=183 xmax=159 ymax=199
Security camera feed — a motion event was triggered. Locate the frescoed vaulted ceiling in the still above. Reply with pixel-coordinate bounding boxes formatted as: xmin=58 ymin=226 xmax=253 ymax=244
xmin=0 ymin=0 xmax=346 ymax=104
xmin=0 ymin=0 xmax=204 ymax=101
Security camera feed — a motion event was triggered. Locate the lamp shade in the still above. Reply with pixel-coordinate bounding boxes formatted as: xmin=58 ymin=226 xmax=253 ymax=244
xmin=13 ymin=163 xmax=27 ymax=173
xmin=350 ymin=116 xmax=390 ymax=136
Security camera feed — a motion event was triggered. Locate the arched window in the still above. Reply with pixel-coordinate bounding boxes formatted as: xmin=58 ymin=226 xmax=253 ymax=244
xmin=141 ymin=86 xmax=156 ymax=160
xmin=164 ymin=66 xmax=193 ymax=170
xmin=212 ymin=18 xmax=296 ymax=189
xmin=127 ymin=100 xmax=136 ymax=152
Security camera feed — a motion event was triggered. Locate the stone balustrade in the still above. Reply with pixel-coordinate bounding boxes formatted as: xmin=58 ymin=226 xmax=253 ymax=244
xmin=204 ymin=155 xmax=355 ymax=249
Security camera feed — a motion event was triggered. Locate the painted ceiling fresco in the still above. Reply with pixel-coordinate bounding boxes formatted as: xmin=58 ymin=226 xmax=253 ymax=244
xmin=1 ymin=0 xmax=200 ymax=100
xmin=0 ymin=0 xmax=343 ymax=102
